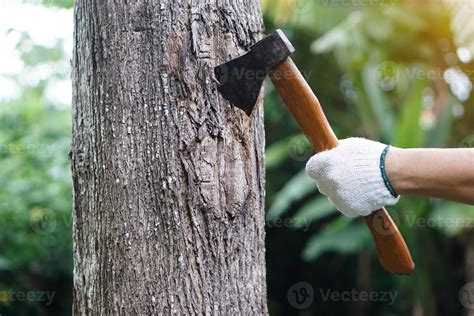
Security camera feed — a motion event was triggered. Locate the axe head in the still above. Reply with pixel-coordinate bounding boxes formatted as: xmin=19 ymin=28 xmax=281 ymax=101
xmin=214 ymin=29 xmax=295 ymax=115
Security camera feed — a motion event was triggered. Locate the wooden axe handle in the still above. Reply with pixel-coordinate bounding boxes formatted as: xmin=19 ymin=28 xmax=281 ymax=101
xmin=269 ymin=58 xmax=414 ymax=274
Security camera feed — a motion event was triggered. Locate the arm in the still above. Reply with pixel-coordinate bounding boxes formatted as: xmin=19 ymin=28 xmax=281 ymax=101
xmin=386 ymin=148 xmax=474 ymax=205
xmin=306 ymin=138 xmax=474 ymax=218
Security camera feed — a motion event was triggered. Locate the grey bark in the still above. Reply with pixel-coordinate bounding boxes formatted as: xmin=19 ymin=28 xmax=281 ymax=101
xmin=71 ymin=1 xmax=266 ymax=314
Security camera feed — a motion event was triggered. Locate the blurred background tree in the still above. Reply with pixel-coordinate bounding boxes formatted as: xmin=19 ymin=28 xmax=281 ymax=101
xmin=0 ymin=1 xmax=73 ymax=315
xmin=0 ymin=0 xmax=473 ymax=315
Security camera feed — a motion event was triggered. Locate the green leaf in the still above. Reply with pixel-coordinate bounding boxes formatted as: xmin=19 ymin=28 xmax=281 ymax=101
xmin=425 ymin=98 xmax=455 ymax=148
xmin=292 ymin=196 xmax=336 ymax=228
xmin=429 ymin=202 xmax=474 ymax=237
xmin=361 ymin=64 xmax=396 ymax=142
xmin=394 ymin=70 xmax=428 ymax=148
xmin=311 ymin=25 xmax=350 ymax=54
xmin=265 ymin=134 xmax=305 ymax=169
xmin=41 ymin=0 xmax=74 ymax=9
xmin=0 ymin=256 xmax=12 ymax=271
xmin=351 ymin=73 xmax=378 ymax=136
xmin=303 ymin=217 xmax=370 ymax=261
xmin=267 ymin=169 xmax=315 ymax=220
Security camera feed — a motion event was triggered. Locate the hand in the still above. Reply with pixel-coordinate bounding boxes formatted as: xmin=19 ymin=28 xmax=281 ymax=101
xmin=305 ymin=137 xmax=400 ymax=217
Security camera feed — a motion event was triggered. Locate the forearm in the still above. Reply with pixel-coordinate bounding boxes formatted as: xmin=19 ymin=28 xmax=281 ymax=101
xmin=386 ymin=148 xmax=474 ymax=205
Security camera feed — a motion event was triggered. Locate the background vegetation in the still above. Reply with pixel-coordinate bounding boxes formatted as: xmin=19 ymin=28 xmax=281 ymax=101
xmin=0 ymin=0 xmax=473 ymax=315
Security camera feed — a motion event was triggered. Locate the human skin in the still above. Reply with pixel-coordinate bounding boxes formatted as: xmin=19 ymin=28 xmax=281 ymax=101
xmin=385 ymin=148 xmax=474 ymax=205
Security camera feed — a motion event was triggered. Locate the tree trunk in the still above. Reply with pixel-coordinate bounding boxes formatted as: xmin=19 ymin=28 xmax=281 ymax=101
xmin=71 ymin=1 xmax=266 ymax=314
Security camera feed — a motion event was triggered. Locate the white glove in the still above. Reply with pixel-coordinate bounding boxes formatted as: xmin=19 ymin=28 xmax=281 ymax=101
xmin=305 ymin=137 xmax=400 ymax=217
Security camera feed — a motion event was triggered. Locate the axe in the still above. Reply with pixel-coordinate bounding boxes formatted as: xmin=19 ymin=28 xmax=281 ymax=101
xmin=214 ymin=29 xmax=415 ymax=274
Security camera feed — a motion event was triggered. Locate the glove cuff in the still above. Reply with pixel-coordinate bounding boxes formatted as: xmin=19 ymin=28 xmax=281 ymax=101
xmin=380 ymin=145 xmax=399 ymax=198
xmin=339 ymin=138 xmax=400 ymax=215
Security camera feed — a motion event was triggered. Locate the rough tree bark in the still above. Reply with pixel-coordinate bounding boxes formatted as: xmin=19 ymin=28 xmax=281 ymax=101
xmin=71 ymin=0 xmax=266 ymax=314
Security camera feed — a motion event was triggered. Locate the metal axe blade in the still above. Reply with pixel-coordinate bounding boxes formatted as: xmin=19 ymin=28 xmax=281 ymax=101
xmin=214 ymin=29 xmax=295 ymax=115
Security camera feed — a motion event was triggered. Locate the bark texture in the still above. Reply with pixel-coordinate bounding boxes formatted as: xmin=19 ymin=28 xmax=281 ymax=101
xmin=71 ymin=1 xmax=266 ymax=314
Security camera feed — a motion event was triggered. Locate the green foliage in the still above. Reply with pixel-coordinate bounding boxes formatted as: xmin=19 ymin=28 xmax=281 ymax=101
xmin=0 ymin=15 xmax=72 ymax=314
xmin=41 ymin=0 xmax=74 ymax=9
xmin=303 ymin=217 xmax=370 ymax=261
xmin=267 ymin=169 xmax=315 ymax=220
xmin=264 ymin=0 xmax=474 ymax=315
xmin=0 ymin=100 xmax=72 ymax=316
xmin=265 ymin=134 xmax=308 ymax=169
xmin=15 ymin=32 xmax=65 ymax=65
xmin=430 ymin=201 xmax=474 ymax=237
xmin=292 ymin=196 xmax=336 ymax=229
xmin=393 ymin=71 xmax=428 ymax=147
